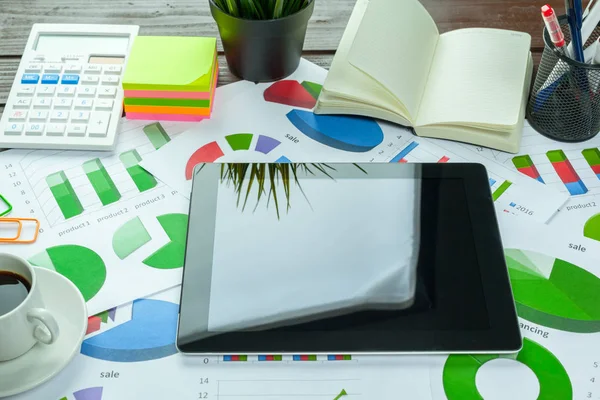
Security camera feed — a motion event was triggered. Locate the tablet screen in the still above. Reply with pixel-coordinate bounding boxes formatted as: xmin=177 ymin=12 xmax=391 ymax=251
xmin=178 ymin=163 xmax=520 ymax=353
xmin=206 ymin=164 xmax=420 ymax=332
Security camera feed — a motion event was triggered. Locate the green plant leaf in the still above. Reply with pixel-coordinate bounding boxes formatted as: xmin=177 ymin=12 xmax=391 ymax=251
xmin=273 ymin=0 xmax=285 ymax=18
xmin=225 ymin=0 xmax=240 ymax=17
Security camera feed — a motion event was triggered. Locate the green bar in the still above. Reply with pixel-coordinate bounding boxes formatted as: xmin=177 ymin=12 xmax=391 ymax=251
xmin=143 ymin=122 xmax=171 ymax=150
xmin=119 ymin=150 xmax=157 ymax=192
xmin=333 ymin=389 xmax=348 ymax=400
xmin=582 ymin=148 xmax=600 ymax=167
xmin=225 ymin=133 xmax=253 ymax=151
xmin=46 ymin=171 xmax=84 ymax=219
xmin=343 ymin=355 xmax=352 ymax=360
xmin=547 ymin=149 xmax=567 ymax=163
xmin=308 ymin=355 xmax=317 ymax=361
xmin=273 ymin=355 xmax=282 ymax=361
xmin=239 ymin=355 xmax=248 ymax=361
xmin=512 ymin=155 xmax=534 ymax=169
xmin=83 ymin=158 xmax=121 ymax=206
xmin=492 ymin=180 xmax=512 ymax=201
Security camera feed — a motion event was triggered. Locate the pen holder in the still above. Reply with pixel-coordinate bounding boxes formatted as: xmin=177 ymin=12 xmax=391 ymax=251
xmin=527 ymin=15 xmax=600 ymax=142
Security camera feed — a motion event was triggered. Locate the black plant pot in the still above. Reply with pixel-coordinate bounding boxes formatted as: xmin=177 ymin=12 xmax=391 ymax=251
xmin=210 ymin=0 xmax=315 ymax=82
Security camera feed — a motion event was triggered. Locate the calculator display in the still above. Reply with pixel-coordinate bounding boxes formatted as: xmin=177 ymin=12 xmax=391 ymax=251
xmin=34 ymin=34 xmax=130 ymax=55
xmin=89 ymin=56 xmax=125 ymax=65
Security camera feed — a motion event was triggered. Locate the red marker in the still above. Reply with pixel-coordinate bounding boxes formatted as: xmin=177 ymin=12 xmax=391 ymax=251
xmin=541 ymin=4 xmax=566 ymax=53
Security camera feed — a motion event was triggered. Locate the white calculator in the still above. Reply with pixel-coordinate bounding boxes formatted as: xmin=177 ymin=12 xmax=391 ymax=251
xmin=0 ymin=24 xmax=139 ymax=151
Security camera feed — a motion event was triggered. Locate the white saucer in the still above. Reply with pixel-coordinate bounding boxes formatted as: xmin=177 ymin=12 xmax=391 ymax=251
xmin=0 ymin=267 xmax=87 ymax=397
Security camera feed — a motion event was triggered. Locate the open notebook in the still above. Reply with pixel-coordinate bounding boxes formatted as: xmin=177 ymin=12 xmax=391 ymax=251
xmin=315 ymin=0 xmax=533 ymax=153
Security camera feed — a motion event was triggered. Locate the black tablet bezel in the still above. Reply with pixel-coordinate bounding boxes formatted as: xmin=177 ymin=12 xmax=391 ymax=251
xmin=177 ymin=162 xmax=521 ymax=354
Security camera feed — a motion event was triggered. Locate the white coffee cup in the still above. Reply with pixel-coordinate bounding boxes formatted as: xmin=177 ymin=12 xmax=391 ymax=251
xmin=0 ymin=253 xmax=60 ymax=362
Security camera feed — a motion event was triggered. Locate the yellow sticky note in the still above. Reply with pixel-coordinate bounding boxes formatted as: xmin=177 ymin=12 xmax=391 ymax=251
xmin=123 ymin=36 xmax=217 ymax=92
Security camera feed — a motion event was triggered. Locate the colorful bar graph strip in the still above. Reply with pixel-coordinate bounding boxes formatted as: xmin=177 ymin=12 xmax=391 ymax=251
xmin=258 ymin=355 xmax=283 ymax=361
xmin=119 ymin=150 xmax=158 ymax=192
xmin=46 ymin=171 xmax=84 ymax=219
xmin=143 ymin=122 xmax=171 ymax=150
xmin=438 ymin=156 xmax=450 ymax=163
xmin=327 ymin=355 xmax=352 ymax=361
xmin=293 ymin=355 xmax=318 ymax=361
xmin=390 ymin=141 xmax=419 ymax=163
xmin=546 ymin=150 xmax=588 ymax=195
xmin=492 ymin=180 xmax=512 ymax=201
xmin=582 ymin=148 xmax=600 ymax=179
xmin=223 ymin=355 xmax=248 ymax=362
xmin=83 ymin=158 xmax=121 ymax=206
xmin=512 ymin=155 xmax=545 ymax=183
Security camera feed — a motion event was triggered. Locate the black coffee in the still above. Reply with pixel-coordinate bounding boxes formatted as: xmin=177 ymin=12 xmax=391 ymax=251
xmin=0 ymin=271 xmax=31 ymax=316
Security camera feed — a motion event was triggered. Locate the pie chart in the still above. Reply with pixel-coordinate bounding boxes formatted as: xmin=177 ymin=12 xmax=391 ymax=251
xmin=505 ymin=249 xmax=600 ymax=332
xmin=80 ymin=298 xmax=178 ymax=362
xmin=112 ymin=214 xmax=188 ymax=269
xmin=263 ymin=80 xmax=322 ymax=109
xmin=584 ymin=213 xmax=600 ymax=242
xmin=286 ymin=109 xmax=384 ymax=152
xmin=61 ymin=387 xmax=103 ymax=400
xmin=29 ymin=245 xmax=106 ymax=302
xmin=184 ymin=133 xmax=288 ymax=180
xmin=443 ymin=338 xmax=572 ymax=400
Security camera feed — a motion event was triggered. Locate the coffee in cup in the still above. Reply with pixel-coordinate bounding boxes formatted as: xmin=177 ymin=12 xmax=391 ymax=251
xmin=0 ymin=253 xmax=60 ymax=361
xmin=0 ymin=270 xmax=31 ymax=316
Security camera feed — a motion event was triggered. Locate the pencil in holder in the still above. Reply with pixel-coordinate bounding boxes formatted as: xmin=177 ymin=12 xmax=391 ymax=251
xmin=527 ymin=15 xmax=600 ymax=142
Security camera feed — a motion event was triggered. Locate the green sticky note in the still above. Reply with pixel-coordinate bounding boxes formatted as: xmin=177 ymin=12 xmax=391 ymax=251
xmin=123 ymin=36 xmax=217 ymax=92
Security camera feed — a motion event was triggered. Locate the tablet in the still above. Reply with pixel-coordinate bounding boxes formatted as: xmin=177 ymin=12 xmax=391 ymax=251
xmin=178 ymin=162 xmax=521 ymax=354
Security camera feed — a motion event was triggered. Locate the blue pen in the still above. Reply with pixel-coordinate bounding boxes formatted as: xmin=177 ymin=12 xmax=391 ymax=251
xmin=566 ymin=0 xmax=585 ymax=62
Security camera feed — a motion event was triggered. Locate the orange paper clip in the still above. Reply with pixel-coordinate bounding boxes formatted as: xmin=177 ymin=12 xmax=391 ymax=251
xmin=0 ymin=218 xmax=40 ymax=244
xmin=0 ymin=218 xmax=22 ymax=241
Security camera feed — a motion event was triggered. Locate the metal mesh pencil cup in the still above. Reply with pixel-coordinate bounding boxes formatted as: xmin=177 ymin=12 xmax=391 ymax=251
xmin=527 ymin=15 xmax=600 ymax=142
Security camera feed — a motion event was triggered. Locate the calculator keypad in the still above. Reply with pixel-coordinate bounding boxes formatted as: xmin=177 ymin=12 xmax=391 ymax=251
xmin=3 ymin=62 xmax=120 ymax=140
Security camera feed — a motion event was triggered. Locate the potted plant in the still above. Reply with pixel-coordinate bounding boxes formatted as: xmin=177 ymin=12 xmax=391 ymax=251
xmin=210 ymin=0 xmax=315 ymax=82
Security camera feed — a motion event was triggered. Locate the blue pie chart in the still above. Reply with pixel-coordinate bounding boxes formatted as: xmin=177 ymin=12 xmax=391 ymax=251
xmin=286 ymin=110 xmax=384 ymax=152
xmin=80 ymin=299 xmax=178 ymax=362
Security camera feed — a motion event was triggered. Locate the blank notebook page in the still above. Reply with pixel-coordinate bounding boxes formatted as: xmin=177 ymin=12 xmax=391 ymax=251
xmin=207 ymin=177 xmax=420 ymax=332
xmin=416 ymin=28 xmax=531 ymax=127
xmin=348 ymin=0 xmax=439 ymax=119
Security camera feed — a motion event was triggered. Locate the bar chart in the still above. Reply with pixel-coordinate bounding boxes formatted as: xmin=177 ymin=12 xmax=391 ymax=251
xmin=82 ymin=159 xmax=121 ymax=206
xmin=512 ymin=155 xmax=545 ymax=183
xmin=119 ymin=150 xmax=158 ymax=193
xmin=17 ymin=121 xmax=188 ymax=226
xmin=582 ymin=148 xmax=600 ymax=180
xmin=547 ymin=150 xmax=588 ymax=196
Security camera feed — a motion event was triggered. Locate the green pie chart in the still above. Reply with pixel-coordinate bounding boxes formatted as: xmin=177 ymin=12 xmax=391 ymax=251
xmin=443 ymin=338 xmax=572 ymax=400
xmin=29 ymin=245 xmax=106 ymax=301
xmin=584 ymin=213 xmax=600 ymax=242
xmin=112 ymin=213 xmax=188 ymax=269
xmin=505 ymin=249 xmax=600 ymax=332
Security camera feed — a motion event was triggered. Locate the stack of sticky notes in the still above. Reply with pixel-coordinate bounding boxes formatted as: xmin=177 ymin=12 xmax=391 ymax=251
xmin=122 ymin=36 xmax=218 ymax=122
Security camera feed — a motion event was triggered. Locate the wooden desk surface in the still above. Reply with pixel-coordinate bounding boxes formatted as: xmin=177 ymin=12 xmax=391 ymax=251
xmin=0 ymin=0 xmax=567 ymax=117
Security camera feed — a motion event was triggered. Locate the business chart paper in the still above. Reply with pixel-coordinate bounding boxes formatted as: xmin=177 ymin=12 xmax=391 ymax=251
xmin=0 ymin=119 xmax=191 ymax=315
xmin=8 ymin=287 xmax=436 ymax=400
xmin=141 ymin=60 xmax=568 ymax=224
xmin=9 ymin=214 xmax=600 ymax=399
xmin=428 ymin=214 xmax=600 ymax=400
xmin=0 ymin=82 xmax=253 ymax=315
xmin=441 ymin=120 xmax=600 ymax=240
